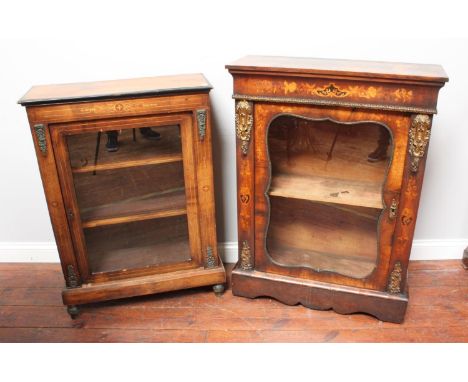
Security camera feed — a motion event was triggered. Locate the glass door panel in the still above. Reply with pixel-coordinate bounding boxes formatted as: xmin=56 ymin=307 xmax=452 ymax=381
xmin=266 ymin=115 xmax=391 ymax=278
xmin=66 ymin=124 xmax=192 ymax=274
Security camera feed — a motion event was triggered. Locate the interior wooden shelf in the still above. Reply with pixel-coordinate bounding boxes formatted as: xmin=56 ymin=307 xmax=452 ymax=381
xmin=268 ymin=245 xmax=377 ymax=279
xmin=72 ymin=153 xmax=182 ymax=174
xmin=89 ymin=238 xmax=191 ymax=274
xmin=68 ymin=125 xmax=183 ymax=173
xmin=266 ymin=196 xmax=380 ymax=279
xmin=269 ymin=173 xmax=384 ymax=209
xmin=84 ymin=215 xmax=191 ymax=274
xmin=81 ymin=188 xmax=187 ymax=228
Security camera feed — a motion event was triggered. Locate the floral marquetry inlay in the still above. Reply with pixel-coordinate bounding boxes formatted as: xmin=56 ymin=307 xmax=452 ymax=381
xmin=269 ymin=81 xmax=419 ymax=105
xmin=283 ymin=81 xmax=297 ymax=94
xmin=394 ymin=88 xmax=413 ymax=102
xmin=281 ymin=82 xmax=383 ymax=100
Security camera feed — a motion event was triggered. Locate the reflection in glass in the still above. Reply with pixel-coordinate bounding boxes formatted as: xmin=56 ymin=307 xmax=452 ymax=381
xmin=66 ymin=125 xmax=191 ymax=274
xmin=266 ymin=116 xmax=391 ymax=278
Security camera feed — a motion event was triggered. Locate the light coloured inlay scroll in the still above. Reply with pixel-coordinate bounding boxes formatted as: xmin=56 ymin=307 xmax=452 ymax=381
xmin=235 ymin=100 xmax=253 ymax=155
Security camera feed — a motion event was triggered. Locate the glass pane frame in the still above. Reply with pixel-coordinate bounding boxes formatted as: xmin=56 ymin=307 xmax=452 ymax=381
xmin=50 ymin=113 xmax=202 ymax=282
xmin=253 ymin=103 xmax=406 ymax=291
xmin=265 ymin=114 xmax=394 ymax=279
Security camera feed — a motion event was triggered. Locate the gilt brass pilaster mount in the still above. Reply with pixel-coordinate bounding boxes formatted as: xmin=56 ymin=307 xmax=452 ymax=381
xmin=196 ymin=109 xmax=207 ymax=140
xmin=34 ymin=124 xmax=47 ymax=155
xmin=205 ymin=246 xmax=216 ymax=268
xmin=408 ymin=114 xmax=431 ymax=173
xmin=387 ymin=261 xmax=403 ymax=294
xmin=66 ymin=264 xmax=80 ymax=289
xmin=235 ymin=100 xmax=253 ymax=155
xmin=239 ymin=240 xmax=253 ymax=270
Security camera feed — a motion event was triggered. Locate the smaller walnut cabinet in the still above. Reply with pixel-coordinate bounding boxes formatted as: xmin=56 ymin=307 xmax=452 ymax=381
xmin=19 ymin=74 xmax=225 ymax=317
xmin=227 ymin=56 xmax=448 ymax=323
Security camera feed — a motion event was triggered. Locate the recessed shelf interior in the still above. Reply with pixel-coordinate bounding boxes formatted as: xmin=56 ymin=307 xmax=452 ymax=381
xmin=84 ymin=215 xmax=191 ymax=274
xmin=72 ymin=161 xmax=187 ymax=227
xmin=266 ymin=115 xmax=391 ymax=278
xmin=68 ymin=125 xmax=183 ymax=173
xmin=66 ymin=123 xmax=192 ymax=273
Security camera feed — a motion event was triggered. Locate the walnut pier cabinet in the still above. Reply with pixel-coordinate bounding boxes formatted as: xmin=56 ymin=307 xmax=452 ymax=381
xmin=19 ymin=74 xmax=225 ymax=318
xmin=227 ymin=56 xmax=448 ymax=323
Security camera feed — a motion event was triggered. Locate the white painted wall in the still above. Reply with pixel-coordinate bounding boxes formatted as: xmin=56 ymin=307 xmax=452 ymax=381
xmin=1 ymin=0 xmax=467 ymax=261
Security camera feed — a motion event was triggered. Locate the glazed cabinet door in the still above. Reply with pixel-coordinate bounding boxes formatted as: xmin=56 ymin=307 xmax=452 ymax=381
xmin=50 ymin=113 xmax=205 ymax=282
xmin=250 ymin=103 xmax=412 ymax=291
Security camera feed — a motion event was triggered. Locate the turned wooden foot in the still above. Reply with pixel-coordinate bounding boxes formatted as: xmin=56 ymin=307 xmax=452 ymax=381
xmin=67 ymin=305 xmax=80 ymax=319
xmin=213 ymin=284 xmax=225 ymax=296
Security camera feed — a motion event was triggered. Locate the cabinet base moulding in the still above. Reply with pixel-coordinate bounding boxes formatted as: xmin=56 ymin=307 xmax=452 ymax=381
xmin=63 ymin=259 xmax=225 ymax=306
xmin=231 ymin=267 xmax=408 ymax=324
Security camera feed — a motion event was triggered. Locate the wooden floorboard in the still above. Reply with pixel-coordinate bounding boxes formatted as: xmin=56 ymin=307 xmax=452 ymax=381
xmin=0 ymin=261 xmax=466 ymax=342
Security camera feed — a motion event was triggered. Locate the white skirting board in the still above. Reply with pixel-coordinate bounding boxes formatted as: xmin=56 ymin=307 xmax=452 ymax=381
xmin=0 ymin=240 xmax=466 ymax=263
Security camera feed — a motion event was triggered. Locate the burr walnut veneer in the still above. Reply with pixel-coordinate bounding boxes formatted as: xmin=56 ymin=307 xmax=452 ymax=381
xmin=19 ymin=74 xmax=225 ymax=317
xmin=227 ymin=56 xmax=448 ymax=323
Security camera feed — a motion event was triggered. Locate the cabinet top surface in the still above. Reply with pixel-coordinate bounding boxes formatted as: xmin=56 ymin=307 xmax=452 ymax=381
xmin=226 ymin=55 xmax=448 ymax=83
xmin=18 ymin=73 xmax=212 ymax=106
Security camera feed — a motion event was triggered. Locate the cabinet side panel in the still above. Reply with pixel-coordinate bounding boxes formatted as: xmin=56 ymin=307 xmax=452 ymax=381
xmin=192 ymin=100 xmax=219 ymax=266
xmin=180 ymin=115 xmax=203 ymax=266
xmin=236 ymin=101 xmax=255 ymax=270
xmin=389 ymin=114 xmax=433 ymax=293
xmin=25 ymin=107 xmax=81 ymax=286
